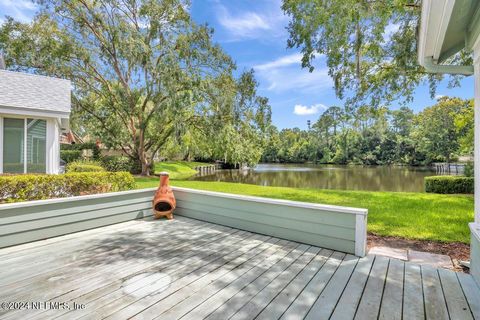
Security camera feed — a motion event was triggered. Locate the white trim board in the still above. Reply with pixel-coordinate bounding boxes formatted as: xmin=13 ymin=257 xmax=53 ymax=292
xmin=0 ymin=106 xmax=69 ymax=120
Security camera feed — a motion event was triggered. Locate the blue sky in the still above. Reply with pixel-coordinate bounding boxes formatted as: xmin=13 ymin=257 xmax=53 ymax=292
xmin=1 ymin=0 xmax=475 ymax=129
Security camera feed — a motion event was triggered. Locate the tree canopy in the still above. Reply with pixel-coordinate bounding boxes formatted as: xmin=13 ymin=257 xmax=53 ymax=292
xmin=262 ymin=97 xmax=473 ymax=165
xmin=281 ymin=0 xmax=470 ymax=107
xmin=0 ymin=0 xmax=272 ymax=174
xmin=163 ymin=69 xmax=272 ymax=167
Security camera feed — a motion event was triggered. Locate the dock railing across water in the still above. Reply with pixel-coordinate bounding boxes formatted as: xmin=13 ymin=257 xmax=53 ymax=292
xmin=433 ymin=163 xmax=465 ymax=175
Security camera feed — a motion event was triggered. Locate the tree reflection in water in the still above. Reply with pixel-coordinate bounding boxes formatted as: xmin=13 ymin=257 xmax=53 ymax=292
xmin=191 ymin=164 xmax=436 ymax=192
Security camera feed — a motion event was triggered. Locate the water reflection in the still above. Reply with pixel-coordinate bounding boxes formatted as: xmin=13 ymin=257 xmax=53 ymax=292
xmin=190 ymin=163 xmax=436 ymax=192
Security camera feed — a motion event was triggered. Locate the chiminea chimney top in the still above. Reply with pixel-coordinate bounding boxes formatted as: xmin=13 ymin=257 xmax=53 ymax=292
xmin=0 ymin=53 xmax=5 ymax=70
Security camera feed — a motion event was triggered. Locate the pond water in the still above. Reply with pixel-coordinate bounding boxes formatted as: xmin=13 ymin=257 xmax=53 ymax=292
xmin=190 ymin=163 xmax=437 ymax=192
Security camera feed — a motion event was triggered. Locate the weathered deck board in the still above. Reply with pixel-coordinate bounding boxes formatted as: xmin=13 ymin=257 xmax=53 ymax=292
xmin=0 ymin=219 xmax=232 ymax=302
xmin=2 ymin=223 xmax=243 ymax=320
xmin=280 ymin=251 xmax=345 ymax=320
xmin=204 ymin=249 xmax=332 ymax=320
xmin=107 ymin=240 xmax=291 ymax=320
xmin=34 ymin=231 xmax=262 ymax=320
xmin=422 ymin=266 xmax=449 ymax=320
xmin=254 ymin=249 xmax=332 ymax=320
xmin=329 ymin=255 xmax=375 ymax=320
xmin=458 ymin=272 xmax=480 ymax=319
xmin=0 ymin=219 xmax=184 ymax=275
xmin=403 ymin=262 xmax=425 ymax=320
xmin=438 ymin=269 xmax=474 ymax=320
xmin=305 ymin=254 xmax=359 ymax=319
xmin=0 ymin=217 xmax=478 ymax=320
xmin=75 ymin=232 xmax=282 ymax=318
xmin=1 ymin=218 xmax=213 ymax=288
xmin=162 ymin=244 xmax=313 ymax=320
xmin=124 ymin=239 xmax=292 ymax=320
xmin=353 ymin=255 xmax=389 ymax=320
xmin=228 ymin=246 xmax=316 ymax=320
xmin=379 ymin=258 xmax=405 ymax=320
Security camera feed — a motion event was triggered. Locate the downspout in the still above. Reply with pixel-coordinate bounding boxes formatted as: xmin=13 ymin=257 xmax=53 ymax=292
xmin=422 ymin=56 xmax=474 ymax=75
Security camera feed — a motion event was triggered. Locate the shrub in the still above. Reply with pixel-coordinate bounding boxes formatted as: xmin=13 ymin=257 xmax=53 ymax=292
xmin=102 ymin=156 xmax=133 ymax=172
xmin=60 ymin=150 xmax=82 ymax=163
xmin=0 ymin=172 xmax=135 ymax=203
xmin=425 ymin=176 xmax=474 ymax=194
xmin=101 ymin=156 xmax=154 ymax=175
xmin=66 ymin=160 xmax=105 ymax=173
xmin=464 ymin=162 xmax=474 ymax=177
xmin=130 ymin=159 xmax=154 ymax=175
xmin=61 ymin=142 xmax=101 ymax=160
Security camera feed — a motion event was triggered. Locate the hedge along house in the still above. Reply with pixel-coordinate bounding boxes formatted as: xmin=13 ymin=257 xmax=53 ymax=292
xmin=418 ymin=0 xmax=480 ymax=285
xmin=0 ymin=68 xmax=70 ymax=174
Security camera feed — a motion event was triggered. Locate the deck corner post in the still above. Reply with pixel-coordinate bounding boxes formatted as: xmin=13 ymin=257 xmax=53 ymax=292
xmin=355 ymin=211 xmax=368 ymax=257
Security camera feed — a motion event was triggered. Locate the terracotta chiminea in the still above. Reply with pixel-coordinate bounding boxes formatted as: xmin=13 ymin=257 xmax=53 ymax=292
xmin=152 ymin=172 xmax=176 ymax=219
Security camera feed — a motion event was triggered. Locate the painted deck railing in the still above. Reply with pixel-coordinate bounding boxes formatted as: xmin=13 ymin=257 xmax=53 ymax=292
xmin=0 ymin=187 xmax=368 ymax=256
xmin=173 ymin=187 xmax=367 ymax=256
xmin=470 ymin=223 xmax=480 ymax=286
xmin=0 ymin=189 xmax=153 ymax=249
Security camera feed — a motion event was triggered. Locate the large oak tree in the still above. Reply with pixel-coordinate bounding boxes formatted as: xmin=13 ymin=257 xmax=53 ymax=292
xmin=0 ymin=0 xmax=234 ymax=175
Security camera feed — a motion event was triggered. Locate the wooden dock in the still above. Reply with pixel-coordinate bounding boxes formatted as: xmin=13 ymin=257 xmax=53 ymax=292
xmin=194 ymin=165 xmax=217 ymax=176
xmin=433 ymin=163 xmax=466 ymax=175
xmin=0 ymin=216 xmax=479 ymax=319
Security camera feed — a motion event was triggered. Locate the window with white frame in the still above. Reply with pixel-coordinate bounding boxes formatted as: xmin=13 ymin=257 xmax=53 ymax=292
xmin=3 ymin=118 xmax=46 ymax=174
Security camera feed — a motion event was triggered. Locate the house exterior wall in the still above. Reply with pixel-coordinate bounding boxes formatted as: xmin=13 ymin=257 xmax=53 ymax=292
xmin=474 ymin=37 xmax=480 ymax=225
xmin=471 ymin=33 xmax=480 ymax=287
xmin=0 ymin=70 xmax=70 ymax=174
xmin=0 ymin=114 xmax=61 ymax=174
xmin=418 ymin=2 xmax=480 ymax=287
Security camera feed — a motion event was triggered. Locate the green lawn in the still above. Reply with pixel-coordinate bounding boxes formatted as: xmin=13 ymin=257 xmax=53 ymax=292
xmin=136 ymin=172 xmax=474 ymax=244
xmin=153 ymin=161 xmax=211 ymax=179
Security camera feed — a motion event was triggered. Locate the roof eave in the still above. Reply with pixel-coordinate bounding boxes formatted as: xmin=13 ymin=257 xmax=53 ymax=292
xmin=418 ymin=0 xmax=455 ymax=66
xmin=467 ymin=4 xmax=480 ymax=51
xmin=418 ymin=0 xmax=474 ymax=75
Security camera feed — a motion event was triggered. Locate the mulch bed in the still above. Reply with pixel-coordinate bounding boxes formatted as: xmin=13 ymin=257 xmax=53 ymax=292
xmin=367 ymin=233 xmax=470 ymax=272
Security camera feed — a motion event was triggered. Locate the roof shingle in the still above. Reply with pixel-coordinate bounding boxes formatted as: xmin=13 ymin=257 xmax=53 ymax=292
xmin=0 ymin=70 xmax=71 ymax=115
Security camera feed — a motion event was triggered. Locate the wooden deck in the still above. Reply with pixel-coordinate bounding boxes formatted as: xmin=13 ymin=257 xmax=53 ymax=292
xmin=0 ymin=216 xmax=479 ymax=320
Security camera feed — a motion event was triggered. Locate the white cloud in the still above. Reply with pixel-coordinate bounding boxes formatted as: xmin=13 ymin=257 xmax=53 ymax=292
xmin=253 ymin=53 xmax=332 ymax=93
xmin=293 ymin=104 xmax=326 ymax=116
xmin=254 ymin=53 xmax=303 ymax=71
xmin=264 ymin=68 xmax=331 ymax=93
xmin=384 ymin=23 xmax=400 ymax=38
xmin=214 ymin=2 xmax=287 ymax=41
xmin=217 ymin=7 xmax=271 ymax=35
xmin=0 ymin=0 xmax=35 ymax=10
xmin=0 ymin=0 xmax=36 ymax=22
xmin=435 ymin=94 xmax=446 ymax=100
